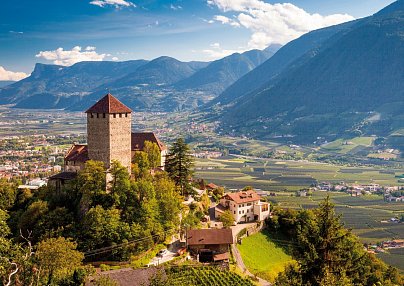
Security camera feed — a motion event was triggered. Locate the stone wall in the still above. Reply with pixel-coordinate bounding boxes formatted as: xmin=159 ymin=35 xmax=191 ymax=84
xmin=108 ymin=113 xmax=132 ymax=171
xmin=87 ymin=112 xmax=132 ymax=170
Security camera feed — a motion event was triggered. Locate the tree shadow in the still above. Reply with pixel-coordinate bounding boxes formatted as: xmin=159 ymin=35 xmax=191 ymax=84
xmin=260 ymin=228 xmax=295 ymax=257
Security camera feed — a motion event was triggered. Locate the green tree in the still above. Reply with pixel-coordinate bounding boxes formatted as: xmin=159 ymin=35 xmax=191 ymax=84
xmin=219 ymin=210 xmax=235 ymax=228
xmin=154 ymin=173 xmax=182 ymax=231
xmin=132 ymin=151 xmax=150 ymax=179
xmin=274 ymin=197 xmax=403 ymax=286
xmin=77 ymin=160 xmax=107 ymax=214
xmin=36 ymin=237 xmax=84 ymax=284
xmin=18 ymin=200 xmax=49 ymax=241
xmin=144 ymin=141 xmax=161 ymax=169
xmin=0 ymin=179 xmax=16 ymax=210
xmin=81 ymin=205 xmax=131 ymax=250
xmin=165 ymin=138 xmax=194 ymax=196
xmin=109 ymin=160 xmax=131 ymax=206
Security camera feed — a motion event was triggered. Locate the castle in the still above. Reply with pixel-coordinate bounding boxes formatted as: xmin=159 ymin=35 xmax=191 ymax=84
xmin=50 ymin=93 xmax=167 ymax=187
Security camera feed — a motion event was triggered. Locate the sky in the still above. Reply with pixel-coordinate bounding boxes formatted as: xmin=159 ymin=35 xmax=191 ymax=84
xmin=0 ymin=0 xmax=396 ymax=80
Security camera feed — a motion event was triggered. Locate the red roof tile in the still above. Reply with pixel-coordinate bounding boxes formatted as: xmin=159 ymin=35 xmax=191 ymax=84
xmin=85 ymin=93 xmax=132 ymax=114
xmin=65 ymin=144 xmax=89 ymax=163
xmin=131 ymin=132 xmax=167 ymax=152
xmin=223 ymin=190 xmax=261 ymax=204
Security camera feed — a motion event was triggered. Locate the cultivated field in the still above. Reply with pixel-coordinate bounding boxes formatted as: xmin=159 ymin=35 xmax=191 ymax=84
xmin=195 ymin=156 xmax=404 ymax=191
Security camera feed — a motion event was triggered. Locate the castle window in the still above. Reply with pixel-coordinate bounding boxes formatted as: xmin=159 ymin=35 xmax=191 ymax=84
xmin=90 ymin=113 xmax=94 ymax=118
xmin=103 ymin=113 xmax=106 ymax=118
xmin=119 ymin=113 xmax=122 ymax=118
xmin=96 ymin=113 xmax=99 ymax=118
xmin=125 ymin=113 xmax=128 ymax=117
xmin=113 ymin=114 xmax=116 ymax=118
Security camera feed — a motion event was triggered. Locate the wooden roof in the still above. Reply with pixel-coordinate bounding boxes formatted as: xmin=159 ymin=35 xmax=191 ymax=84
xmin=49 ymin=171 xmax=78 ymax=181
xmin=85 ymin=93 xmax=132 ymax=114
xmin=187 ymin=228 xmax=233 ymax=246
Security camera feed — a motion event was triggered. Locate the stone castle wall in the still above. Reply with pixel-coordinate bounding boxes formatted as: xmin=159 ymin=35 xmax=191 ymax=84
xmin=87 ymin=112 xmax=132 ymax=170
xmin=108 ymin=113 xmax=132 ymax=170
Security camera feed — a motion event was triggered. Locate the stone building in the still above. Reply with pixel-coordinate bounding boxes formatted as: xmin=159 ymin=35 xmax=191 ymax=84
xmin=215 ymin=189 xmax=270 ymax=223
xmin=50 ymin=93 xmax=166 ymax=186
xmin=86 ymin=93 xmax=132 ymax=171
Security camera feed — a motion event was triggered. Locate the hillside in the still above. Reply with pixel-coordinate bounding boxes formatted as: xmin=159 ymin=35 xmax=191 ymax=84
xmin=208 ymin=22 xmax=356 ymax=107
xmin=0 ymin=81 xmax=15 ymax=88
xmin=219 ymin=0 xmax=404 ymax=145
xmin=175 ymin=46 xmax=280 ymax=96
xmin=0 ymin=49 xmax=274 ymax=112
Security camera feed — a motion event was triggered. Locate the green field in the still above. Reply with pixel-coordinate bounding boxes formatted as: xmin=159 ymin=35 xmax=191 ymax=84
xmin=237 ymin=231 xmax=294 ymax=282
xmin=195 ymin=156 xmax=404 ymax=191
xmin=321 ymin=136 xmax=375 ymax=154
xmin=377 ymin=248 xmax=404 ymax=273
xmin=268 ymin=191 xmax=404 ymax=271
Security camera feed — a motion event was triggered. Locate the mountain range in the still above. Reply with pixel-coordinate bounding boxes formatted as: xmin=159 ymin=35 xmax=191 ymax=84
xmin=0 ymin=47 xmax=279 ymax=111
xmin=215 ymin=0 xmax=404 ymax=146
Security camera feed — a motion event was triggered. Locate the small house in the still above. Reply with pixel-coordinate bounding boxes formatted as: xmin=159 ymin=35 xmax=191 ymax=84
xmin=187 ymin=228 xmax=233 ymax=262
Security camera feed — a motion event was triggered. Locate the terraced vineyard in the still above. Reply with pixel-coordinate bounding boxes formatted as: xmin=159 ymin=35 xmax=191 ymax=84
xmin=166 ymin=266 xmax=254 ymax=286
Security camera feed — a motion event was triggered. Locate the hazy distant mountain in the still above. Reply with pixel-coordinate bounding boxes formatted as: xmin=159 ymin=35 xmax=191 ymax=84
xmin=0 ymin=81 xmax=15 ymax=88
xmin=219 ymin=0 xmax=404 ymax=144
xmin=175 ymin=46 xmax=281 ymax=95
xmin=1 ymin=60 xmax=148 ymax=106
xmin=0 ymin=48 xmax=274 ymax=112
xmin=107 ymin=56 xmax=205 ymax=88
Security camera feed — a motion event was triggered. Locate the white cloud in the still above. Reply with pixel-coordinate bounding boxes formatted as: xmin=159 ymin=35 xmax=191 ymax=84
xmin=9 ymin=30 xmax=23 ymax=34
xmin=111 ymin=57 xmax=119 ymax=61
xmin=90 ymin=0 xmax=135 ymax=8
xmin=208 ymin=0 xmax=355 ymax=49
xmin=85 ymin=46 xmax=96 ymax=51
xmin=35 ymin=46 xmax=107 ymax=66
xmin=203 ymin=42 xmax=244 ymax=59
xmin=170 ymin=4 xmax=182 ymax=10
xmin=0 ymin=66 xmax=29 ymax=81
xmin=213 ymin=15 xmax=240 ymax=27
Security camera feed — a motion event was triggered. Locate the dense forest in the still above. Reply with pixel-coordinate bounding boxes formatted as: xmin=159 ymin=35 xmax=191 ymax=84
xmin=0 ymin=140 xmax=205 ymax=285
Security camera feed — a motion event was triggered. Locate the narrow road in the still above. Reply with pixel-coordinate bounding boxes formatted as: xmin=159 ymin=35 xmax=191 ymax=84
xmin=231 ymin=224 xmax=271 ymax=286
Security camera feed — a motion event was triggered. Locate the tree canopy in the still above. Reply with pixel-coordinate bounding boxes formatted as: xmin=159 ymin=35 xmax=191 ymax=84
xmin=270 ymin=197 xmax=403 ymax=286
xmin=165 ymin=138 xmax=194 ymax=196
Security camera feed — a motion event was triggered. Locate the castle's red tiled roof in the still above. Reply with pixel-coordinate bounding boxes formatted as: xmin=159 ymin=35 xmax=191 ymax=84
xmin=65 ymin=144 xmax=89 ymax=163
xmin=223 ymin=190 xmax=261 ymax=204
xmin=131 ymin=132 xmax=167 ymax=152
xmin=85 ymin=93 xmax=132 ymax=114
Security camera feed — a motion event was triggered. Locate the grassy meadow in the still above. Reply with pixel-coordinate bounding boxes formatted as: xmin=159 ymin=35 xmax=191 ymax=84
xmin=237 ymin=231 xmax=294 ymax=282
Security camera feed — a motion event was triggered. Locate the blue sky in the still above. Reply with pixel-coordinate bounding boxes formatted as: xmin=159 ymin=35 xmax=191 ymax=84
xmin=0 ymin=0 xmax=396 ymax=79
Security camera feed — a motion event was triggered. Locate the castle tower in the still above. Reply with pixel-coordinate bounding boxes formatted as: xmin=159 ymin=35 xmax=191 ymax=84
xmin=85 ymin=93 xmax=132 ymax=171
